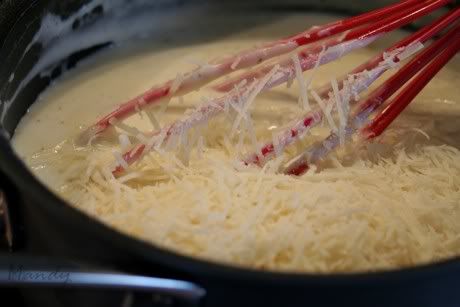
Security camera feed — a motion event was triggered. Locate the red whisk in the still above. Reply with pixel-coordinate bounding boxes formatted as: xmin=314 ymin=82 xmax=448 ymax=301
xmin=79 ymin=0 xmax=459 ymax=176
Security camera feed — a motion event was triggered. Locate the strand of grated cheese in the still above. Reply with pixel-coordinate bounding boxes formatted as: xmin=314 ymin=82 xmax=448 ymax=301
xmin=312 ymin=89 xmax=338 ymax=133
xmin=231 ymin=56 xmax=242 ymax=70
xmin=291 ymin=53 xmax=311 ymax=110
xmin=331 ymin=78 xmax=347 ymax=146
xmin=144 ymin=106 xmax=161 ymax=131
xmin=109 ymin=118 xmax=143 ymax=137
xmin=118 ymin=134 xmax=131 ymax=151
xmin=170 ymin=73 xmax=185 ymax=94
xmin=231 ymin=65 xmax=280 ymax=136
xmin=304 ymin=46 xmax=326 ymax=101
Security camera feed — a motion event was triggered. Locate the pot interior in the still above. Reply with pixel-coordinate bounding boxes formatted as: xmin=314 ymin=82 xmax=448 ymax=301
xmin=0 ymin=0 xmax=459 ymax=277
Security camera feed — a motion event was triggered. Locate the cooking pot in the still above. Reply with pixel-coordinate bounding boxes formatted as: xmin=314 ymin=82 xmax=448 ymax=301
xmin=0 ymin=1 xmax=459 ymax=306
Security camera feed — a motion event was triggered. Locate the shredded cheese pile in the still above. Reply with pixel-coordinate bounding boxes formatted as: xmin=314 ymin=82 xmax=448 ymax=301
xmin=28 ymin=114 xmax=460 ymax=272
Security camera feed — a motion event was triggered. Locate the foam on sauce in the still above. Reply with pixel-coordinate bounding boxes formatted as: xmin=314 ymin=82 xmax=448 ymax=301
xmin=12 ymin=12 xmax=460 ymax=272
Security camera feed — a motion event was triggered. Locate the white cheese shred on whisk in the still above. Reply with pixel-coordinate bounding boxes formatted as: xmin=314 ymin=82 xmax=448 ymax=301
xmin=144 ymin=107 xmax=161 ymax=131
xmin=397 ymin=41 xmax=424 ymax=62
xmin=311 ymin=89 xmax=338 ymax=133
xmin=231 ymin=56 xmax=242 ymax=70
xmin=331 ymin=78 xmax=346 ymax=146
xmin=291 ymin=53 xmax=311 ymax=110
xmin=118 ymin=134 xmax=131 ymax=151
xmin=170 ymin=72 xmax=184 ymax=94
xmin=304 ymin=46 xmax=326 ymax=101
xmin=109 ymin=118 xmax=142 ymax=136
xmin=112 ymin=150 xmax=129 ymax=170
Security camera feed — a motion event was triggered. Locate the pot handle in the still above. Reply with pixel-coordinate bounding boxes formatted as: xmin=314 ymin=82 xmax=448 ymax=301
xmin=0 ymin=183 xmax=205 ymax=306
xmin=0 ymin=254 xmax=206 ymax=306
